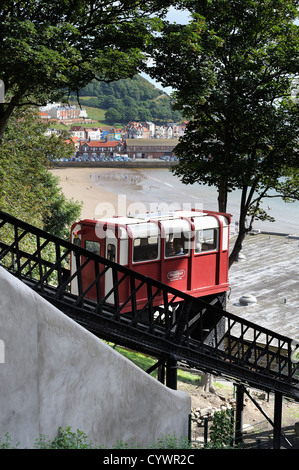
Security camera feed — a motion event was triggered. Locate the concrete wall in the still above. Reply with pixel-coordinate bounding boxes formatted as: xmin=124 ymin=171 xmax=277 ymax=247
xmin=0 ymin=267 xmax=190 ymax=448
xmin=52 ymin=159 xmax=178 ymax=169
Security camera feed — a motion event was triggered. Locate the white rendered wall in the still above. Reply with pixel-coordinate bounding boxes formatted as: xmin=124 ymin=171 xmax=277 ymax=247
xmin=0 ymin=267 xmax=191 ymax=448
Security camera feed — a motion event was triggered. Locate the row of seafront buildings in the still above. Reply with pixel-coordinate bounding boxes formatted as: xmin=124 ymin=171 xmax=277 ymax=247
xmin=70 ymin=122 xmax=184 ymax=159
xmin=39 ymin=102 xmax=88 ymax=121
xmin=40 ymin=102 xmax=187 ymax=160
xmin=70 ymin=121 xmax=186 ymax=159
xmin=76 ymin=136 xmax=180 ymax=160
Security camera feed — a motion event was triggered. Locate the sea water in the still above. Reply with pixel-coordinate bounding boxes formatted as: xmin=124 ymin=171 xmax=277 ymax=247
xmin=94 ymin=167 xmax=299 ymax=235
xmin=93 ymin=167 xmax=299 ymax=338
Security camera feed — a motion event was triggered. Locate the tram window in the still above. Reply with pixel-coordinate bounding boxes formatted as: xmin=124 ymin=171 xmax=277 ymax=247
xmin=107 ymin=243 xmax=116 ymax=262
xmin=85 ymin=240 xmax=101 ymax=255
xmin=73 ymin=236 xmax=81 ymax=247
xmin=165 ymin=235 xmax=189 ymax=257
xmin=133 ymin=236 xmax=159 ymax=262
xmin=195 ymin=229 xmax=218 ymax=253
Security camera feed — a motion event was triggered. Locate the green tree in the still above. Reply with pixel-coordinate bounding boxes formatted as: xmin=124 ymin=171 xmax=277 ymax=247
xmin=0 ymin=107 xmax=81 ymax=236
xmin=74 ymin=74 xmax=182 ymax=122
xmin=147 ymin=0 xmax=299 ymax=266
xmin=123 ymin=105 xmax=140 ymax=122
xmin=138 ymin=106 xmax=153 ymax=122
xmin=0 ymin=0 xmax=176 ymax=139
xmin=105 ymin=107 xmax=122 ymax=124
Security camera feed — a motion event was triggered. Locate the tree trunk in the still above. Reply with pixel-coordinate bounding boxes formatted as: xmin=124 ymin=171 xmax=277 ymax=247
xmin=201 ymin=373 xmax=215 ymax=393
xmin=218 ymin=175 xmax=228 ymax=213
xmin=229 ymin=229 xmax=247 ymax=268
xmin=0 ymin=102 xmax=16 ymax=142
xmin=228 ymin=186 xmax=249 ymax=268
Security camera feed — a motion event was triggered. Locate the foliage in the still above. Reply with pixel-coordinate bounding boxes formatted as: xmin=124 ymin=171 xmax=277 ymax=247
xmin=43 ymin=186 xmax=82 ymax=239
xmin=1 ymin=428 xmax=192 ymax=449
xmin=0 ymin=107 xmax=81 ymax=237
xmin=70 ymin=75 xmax=183 ymax=124
xmin=111 ymin=434 xmax=191 ymax=449
xmin=147 ymin=0 xmax=299 ymax=266
xmin=0 ymin=0 xmax=178 ymax=139
xmin=35 ymin=426 xmax=94 ymax=449
xmin=112 ymin=344 xmax=201 ymax=386
xmin=208 ymin=409 xmax=235 ymax=449
xmin=149 ymin=433 xmax=191 ymax=449
xmin=0 ymin=432 xmax=18 ymax=449
xmin=1 ymin=422 xmax=241 ymax=449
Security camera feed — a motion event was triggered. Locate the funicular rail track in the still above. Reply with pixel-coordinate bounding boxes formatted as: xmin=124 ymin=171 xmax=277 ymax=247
xmin=1 ymin=210 xmax=298 ymax=401
xmin=1 ymin=210 xmax=299 ymax=449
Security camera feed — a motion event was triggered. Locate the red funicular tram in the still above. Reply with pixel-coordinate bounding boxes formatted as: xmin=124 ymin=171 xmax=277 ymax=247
xmin=70 ymin=209 xmax=231 ymax=313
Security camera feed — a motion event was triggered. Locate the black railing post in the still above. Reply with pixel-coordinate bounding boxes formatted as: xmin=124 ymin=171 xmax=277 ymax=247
xmin=158 ymin=359 xmax=165 ymax=384
xmin=166 ymin=357 xmax=177 ymax=390
xmin=203 ymin=416 xmax=209 ymax=446
xmin=273 ymin=391 xmax=283 ymax=449
xmin=235 ymin=383 xmax=245 ymax=446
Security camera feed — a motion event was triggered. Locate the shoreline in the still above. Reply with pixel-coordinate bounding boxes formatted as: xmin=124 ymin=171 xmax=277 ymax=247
xmin=50 ymin=167 xmax=299 ymax=238
xmin=50 ymin=167 xmax=136 ymax=220
xmin=51 ymin=159 xmax=178 ymax=169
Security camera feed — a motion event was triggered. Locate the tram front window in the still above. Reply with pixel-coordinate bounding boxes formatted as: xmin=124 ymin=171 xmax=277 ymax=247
xmin=85 ymin=240 xmax=101 ymax=255
xmin=195 ymin=229 xmax=218 ymax=253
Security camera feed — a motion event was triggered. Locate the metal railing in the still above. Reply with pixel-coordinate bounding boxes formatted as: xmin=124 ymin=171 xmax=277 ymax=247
xmin=0 ymin=210 xmax=298 ymax=400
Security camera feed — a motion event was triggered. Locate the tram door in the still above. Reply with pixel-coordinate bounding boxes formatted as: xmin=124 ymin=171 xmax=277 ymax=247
xmin=80 ymin=227 xmax=106 ymax=302
xmin=105 ymin=237 xmax=117 ymax=303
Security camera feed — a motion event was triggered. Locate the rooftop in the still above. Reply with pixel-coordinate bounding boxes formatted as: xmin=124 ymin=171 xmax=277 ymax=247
xmin=228 ymin=232 xmax=299 ymax=340
xmin=126 ymin=138 xmax=179 ymax=146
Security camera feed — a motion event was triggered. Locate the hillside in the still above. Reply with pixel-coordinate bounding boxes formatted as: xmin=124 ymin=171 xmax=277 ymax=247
xmin=69 ymin=74 xmax=183 ymax=124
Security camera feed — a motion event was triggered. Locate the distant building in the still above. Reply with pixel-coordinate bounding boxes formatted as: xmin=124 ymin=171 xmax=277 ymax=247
xmin=85 ymin=128 xmax=102 ymax=140
xmin=47 ymin=105 xmax=81 ymax=120
xmin=126 ymin=122 xmax=150 ymax=139
xmin=77 ymin=140 xmax=124 ymax=158
xmin=79 ymin=108 xmax=88 ymax=118
xmin=143 ymin=122 xmax=156 ymax=137
xmin=125 ymin=138 xmax=178 ymax=159
xmin=39 ymin=102 xmax=61 ymax=112
xmin=66 ymin=136 xmax=80 ymax=150
xmin=127 ymin=121 xmax=186 ymax=140
xmin=39 ymin=111 xmax=51 ymax=120
xmin=70 ymin=126 xmax=86 ymax=139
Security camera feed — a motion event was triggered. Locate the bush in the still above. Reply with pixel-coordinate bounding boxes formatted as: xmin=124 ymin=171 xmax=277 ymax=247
xmin=35 ymin=426 xmax=94 ymax=449
xmin=0 ymin=428 xmax=191 ymax=449
xmin=208 ymin=409 xmax=235 ymax=449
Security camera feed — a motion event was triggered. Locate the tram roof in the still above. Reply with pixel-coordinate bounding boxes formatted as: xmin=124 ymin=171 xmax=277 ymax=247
xmin=78 ymin=210 xmax=231 ymax=227
xmin=100 ymin=210 xmax=207 ymax=225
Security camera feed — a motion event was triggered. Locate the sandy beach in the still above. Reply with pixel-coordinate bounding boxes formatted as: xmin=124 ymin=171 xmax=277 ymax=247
xmin=51 ymin=165 xmax=299 ymax=235
xmin=50 ymin=167 xmax=136 ymax=220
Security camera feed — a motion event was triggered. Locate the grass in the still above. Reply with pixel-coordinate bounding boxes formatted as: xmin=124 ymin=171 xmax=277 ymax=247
xmin=82 ymin=106 xmax=107 ymax=123
xmin=47 ymin=105 xmax=109 ymax=131
xmin=112 ymin=344 xmax=202 ymax=386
